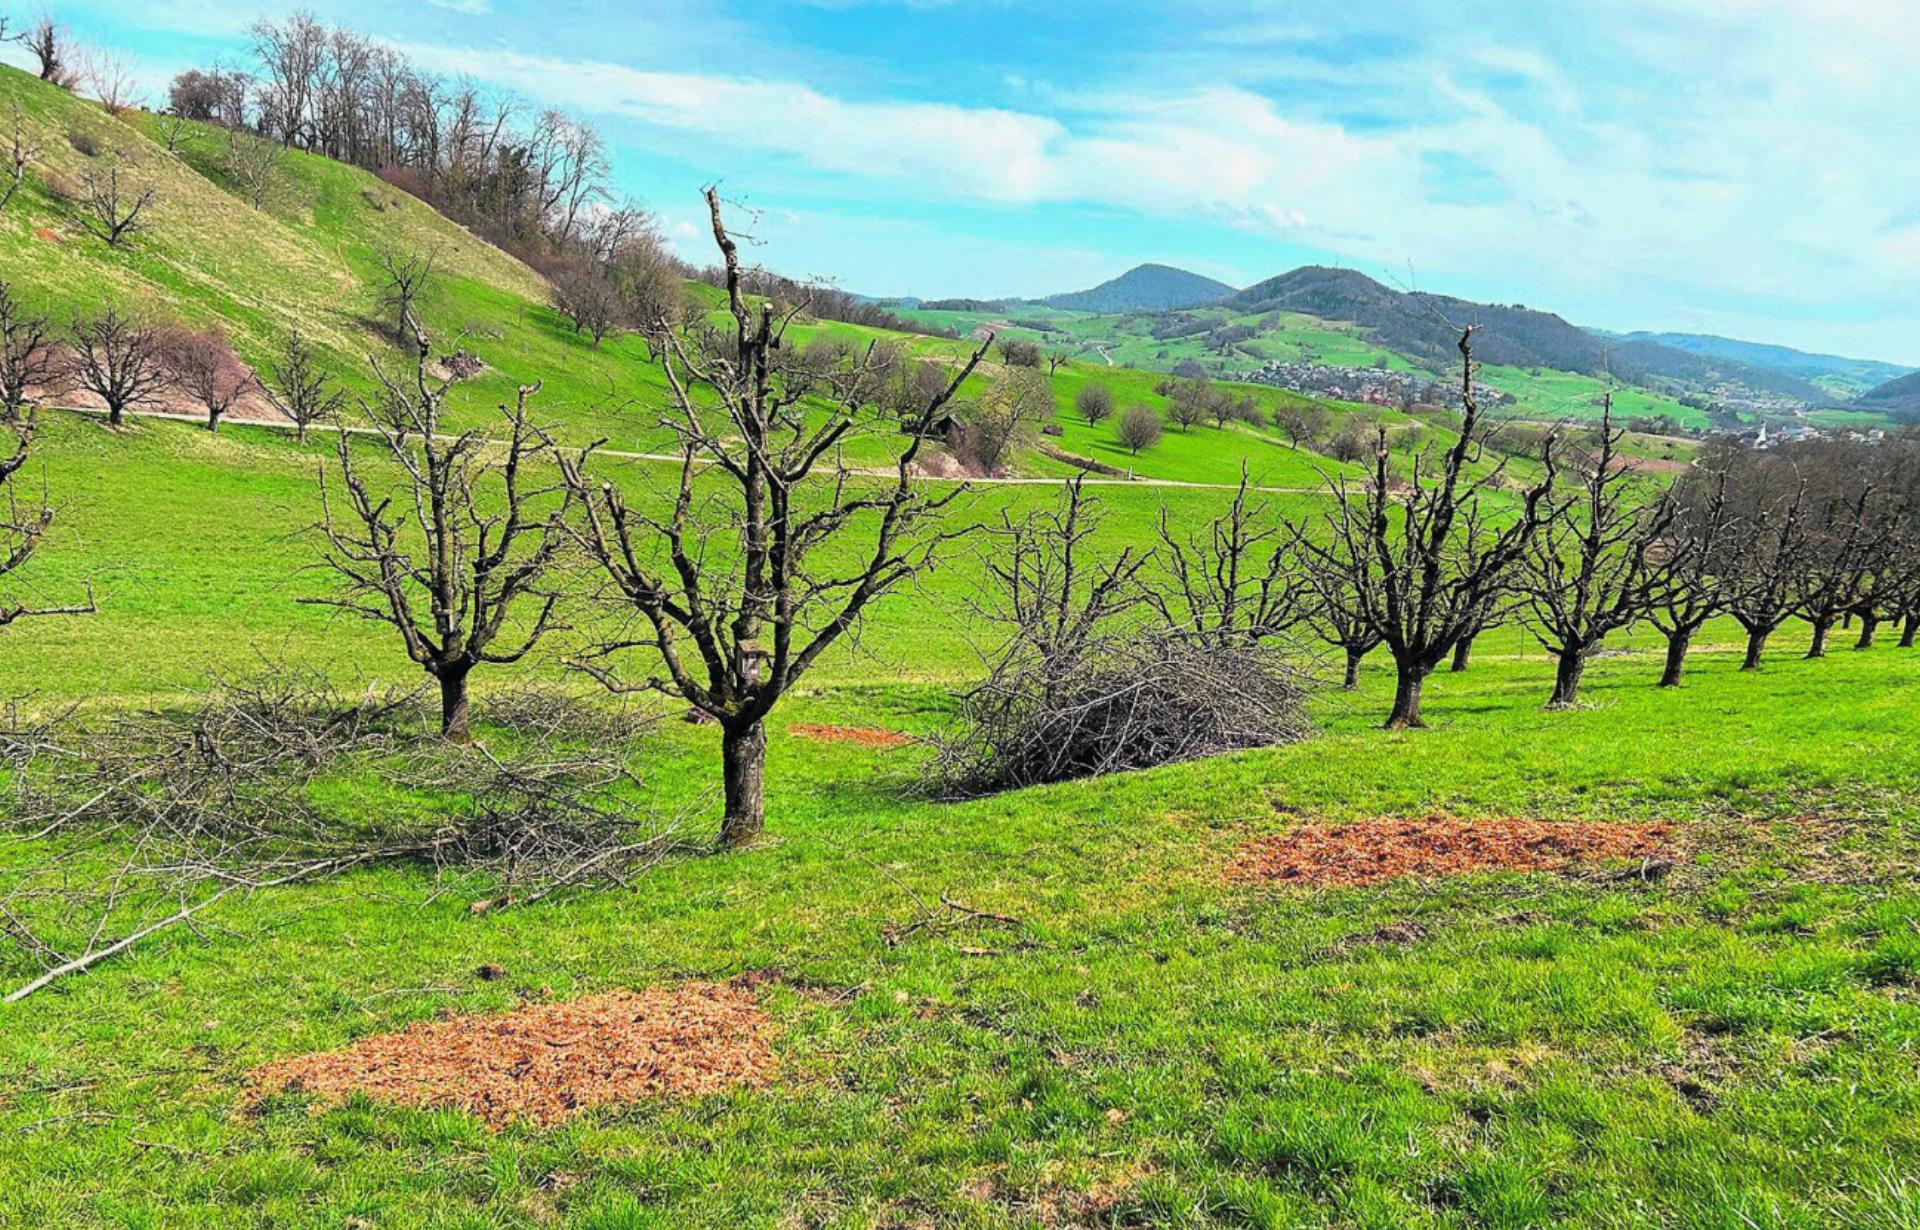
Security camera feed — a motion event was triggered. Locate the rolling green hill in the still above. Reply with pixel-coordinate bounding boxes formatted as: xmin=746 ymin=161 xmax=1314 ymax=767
xmin=0 ymin=65 xmax=1401 ymax=488
xmin=1617 ymin=330 xmax=1913 ymax=400
xmin=1041 ymin=263 xmax=1236 ymax=313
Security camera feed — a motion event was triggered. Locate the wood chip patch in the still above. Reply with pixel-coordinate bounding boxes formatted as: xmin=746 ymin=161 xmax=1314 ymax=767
xmin=789 ymin=723 xmax=913 ymax=748
xmin=249 ymin=983 xmax=773 ymax=1128
xmin=1229 ymin=815 xmax=1672 ymax=887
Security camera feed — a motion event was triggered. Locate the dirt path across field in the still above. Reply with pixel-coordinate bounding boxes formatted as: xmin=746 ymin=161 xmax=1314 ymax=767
xmin=35 ymin=401 xmax=1330 ymax=494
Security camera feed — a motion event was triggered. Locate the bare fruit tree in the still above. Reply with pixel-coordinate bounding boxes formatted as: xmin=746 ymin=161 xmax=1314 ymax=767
xmin=0 ymin=404 xmax=94 ymax=631
xmin=375 ymin=246 xmax=437 ymax=345
xmin=1792 ymin=486 xmax=1894 ymax=659
xmin=1075 ymin=382 xmax=1114 ymax=426
xmin=77 ymin=163 xmax=157 ymax=248
xmin=2 ymin=106 xmax=39 ymax=213
xmin=1295 ymin=553 xmax=1384 ymax=691
xmin=1724 ymin=481 xmax=1808 ymax=670
xmin=1151 ymin=466 xmax=1305 ymax=648
xmin=1447 ymin=595 xmax=1497 ymax=672
xmin=549 ymin=258 xmax=622 ymax=347
xmin=955 ymin=367 xmax=1050 ymax=474
xmin=1116 ymin=404 xmax=1161 ymax=455
xmin=1295 ymin=327 xmax=1558 ymax=728
xmin=552 ymin=187 xmax=989 ymax=848
xmin=24 ymin=16 xmax=72 ymax=87
xmin=165 ymin=329 xmax=258 ymax=432
xmin=0 ymin=282 xmax=62 ymax=419
xmin=223 ymin=130 xmax=286 ymax=210
xmin=70 ymin=308 xmax=172 ymax=427
xmin=309 ymin=327 xmax=572 ymax=741
xmin=1649 ymin=469 xmax=1733 ymax=687
xmin=84 ymin=50 xmax=142 ymax=116
xmin=261 ymin=328 xmax=346 ymax=442
xmin=1518 ymin=401 xmax=1678 ymax=708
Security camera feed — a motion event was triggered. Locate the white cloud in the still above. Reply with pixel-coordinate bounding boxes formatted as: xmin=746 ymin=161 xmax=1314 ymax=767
xmin=399 ymin=0 xmax=1920 ymax=358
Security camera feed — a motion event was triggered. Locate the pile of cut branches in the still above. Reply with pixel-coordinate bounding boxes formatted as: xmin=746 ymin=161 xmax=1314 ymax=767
xmin=0 ymin=673 xmax=678 ymax=1002
xmin=932 ymin=478 xmax=1315 ymax=796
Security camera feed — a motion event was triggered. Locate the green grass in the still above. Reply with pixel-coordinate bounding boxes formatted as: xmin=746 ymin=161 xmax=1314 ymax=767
xmin=898 ymin=301 xmax=1707 ymax=431
xmin=3 ymin=410 xmax=1920 ymax=1228
xmin=2 ymin=62 xmax=1915 ymax=1230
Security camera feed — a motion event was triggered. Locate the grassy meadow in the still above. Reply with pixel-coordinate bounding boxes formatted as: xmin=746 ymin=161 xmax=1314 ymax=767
xmin=3 ymin=408 xmax=1920 ymax=1229
xmin=1 ymin=57 xmax=1916 ymax=1230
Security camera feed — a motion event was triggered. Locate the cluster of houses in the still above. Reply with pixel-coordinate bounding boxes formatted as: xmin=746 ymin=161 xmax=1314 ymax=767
xmin=1730 ymin=421 xmax=1884 ymax=450
xmin=1239 ymin=359 xmax=1510 ymax=411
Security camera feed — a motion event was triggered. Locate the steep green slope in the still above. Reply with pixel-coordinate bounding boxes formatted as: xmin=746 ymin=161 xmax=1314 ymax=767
xmin=0 ymin=67 xmax=1379 ymax=489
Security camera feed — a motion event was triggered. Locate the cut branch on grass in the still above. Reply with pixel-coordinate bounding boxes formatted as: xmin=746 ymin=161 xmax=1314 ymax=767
xmin=1 ymin=673 xmax=676 ymax=1002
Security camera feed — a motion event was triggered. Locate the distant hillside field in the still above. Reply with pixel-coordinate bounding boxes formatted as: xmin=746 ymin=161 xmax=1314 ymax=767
xmin=1618 ymin=331 xmax=1913 ymax=400
xmin=1229 ymin=267 xmax=1827 ymax=404
xmin=0 ymin=65 xmax=1419 ymax=491
xmin=1853 ymin=370 xmax=1920 ymax=419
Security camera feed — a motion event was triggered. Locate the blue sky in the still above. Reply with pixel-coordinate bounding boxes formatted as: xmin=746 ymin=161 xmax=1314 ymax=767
xmin=15 ymin=0 xmax=1920 ymax=363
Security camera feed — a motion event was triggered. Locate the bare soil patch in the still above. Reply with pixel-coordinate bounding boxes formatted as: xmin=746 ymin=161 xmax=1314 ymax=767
xmin=250 ymin=982 xmax=773 ymax=1128
xmin=1229 ymin=815 xmax=1672 ymax=887
xmin=790 ymin=722 xmax=913 ymax=749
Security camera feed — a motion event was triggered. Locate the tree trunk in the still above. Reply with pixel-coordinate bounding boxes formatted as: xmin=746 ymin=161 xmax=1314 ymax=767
xmin=206 ymin=410 xmax=221 ymax=433
xmin=1902 ymin=613 xmax=1918 ymax=649
xmin=1450 ymin=635 xmax=1475 ymax=673
xmin=1547 ymin=649 xmax=1587 ymax=708
xmin=1658 ymin=627 xmax=1692 ymax=688
xmin=720 ymin=720 xmax=767 ymax=848
xmin=1741 ymin=627 xmax=1768 ymax=671
xmin=1342 ymin=646 xmax=1364 ymax=691
xmin=108 ymin=401 xmax=124 ymax=428
xmin=1384 ymin=664 xmax=1425 ymax=730
xmin=1855 ymin=614 xmax=1879 ymax=650
xmin=1805 ymin=619 xmax=1831 ymax=659
xmin=438 ymin=670 xmax=472 ymax=743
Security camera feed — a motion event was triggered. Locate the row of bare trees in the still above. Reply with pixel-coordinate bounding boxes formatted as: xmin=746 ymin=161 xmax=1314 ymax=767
xmin=167 ymin=10 xmax=617 ymax=255
xmin=1297 ymin=373 xmax=1920 ymax=721
xmin=0 ymin=280 xmax=347 ymax=436
xmin=309 ymin=189 xmax=989 ymax=847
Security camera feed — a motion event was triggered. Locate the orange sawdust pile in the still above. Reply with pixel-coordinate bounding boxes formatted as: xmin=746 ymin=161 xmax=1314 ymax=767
xmin=250 ymin=983 xmax=773 ymax=1128
xmin=789 ymin=722 xmax=913 ymax=748
xmin=1228 ymin=815 xmax=1672 ymax=887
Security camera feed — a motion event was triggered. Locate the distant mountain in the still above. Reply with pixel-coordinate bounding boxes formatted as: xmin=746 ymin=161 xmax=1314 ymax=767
xmin=1228 ymin=266 xmax=1828 ymax=403
xmin=1612 ymin=332 xmax=1912 ymax=398
xmin=1854 ymin=371 xmax=1920 ymax=419
xmin=1044 ymin=264 xmax=1236 ymax=313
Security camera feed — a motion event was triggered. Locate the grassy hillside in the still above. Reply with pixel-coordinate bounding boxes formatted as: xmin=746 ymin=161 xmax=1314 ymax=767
xmin=3 ymin=412 xmax=1919 ymax=1228
xmin=899 ymin=300 xmax=1707 ymax=430
xmin=5 ymin=66 xmax=1909 ymax=1230
xmin=0 ymin=67 xmax=1392 ymax=488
